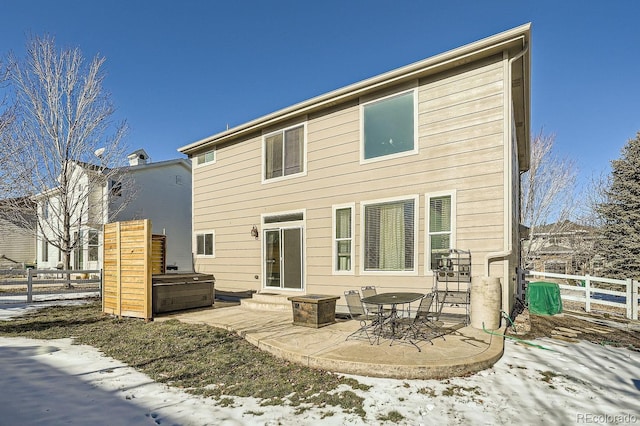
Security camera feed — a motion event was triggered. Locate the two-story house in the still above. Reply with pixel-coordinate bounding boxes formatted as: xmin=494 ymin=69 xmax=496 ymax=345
xmin=178 ymin=24 xmax=531 ymax=315
xmin=522 ymin=220 xmax=602 ymax=275
xmin=36 ymin=149 xmax=193 ymax=272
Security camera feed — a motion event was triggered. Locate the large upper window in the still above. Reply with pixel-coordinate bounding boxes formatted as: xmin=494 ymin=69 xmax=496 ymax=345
xmin=333 ymin=204 xmax=354 ymax=274
xmin=264 ymin=124 xmax=305 ymax=181
xmin=427 ymin=193 xmax=455 ymax=272
xmin=362 ymin=90 xmax=416 ymax=162
xmin=362 ymin=197 xmax=417 ymax=273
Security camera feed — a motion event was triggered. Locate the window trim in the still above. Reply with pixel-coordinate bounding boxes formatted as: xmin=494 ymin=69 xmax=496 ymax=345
xmin=261 ymin=122 xmax=308 ymax=184
xmin=194 ymin=148 xmax=216 ymax=168
xmin=332 ymin=203 xmax=355 ymax=275
xmin=425 ymin=190 xmax=457 ymax=275
xmin=360 ymin=194 xmax=419 ymax=276
xmin=260 ymin=209 xmax=306 ymax=292
xmin=360 ymin=88 xmax=419 ymax=165
xmin=194 ymin=230 xmax=215 ymax=258
xmin=88 ymin=230 xmax=99 ymax=262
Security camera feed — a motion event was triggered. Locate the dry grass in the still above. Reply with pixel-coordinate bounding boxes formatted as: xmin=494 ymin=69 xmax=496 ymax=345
xmin=2 ymin=299 xmax=637 ymax=420
xmin=0 ymin=301 xmax=370 ymax=417
xmin=510 ymin=311 xmax=640 ymax=351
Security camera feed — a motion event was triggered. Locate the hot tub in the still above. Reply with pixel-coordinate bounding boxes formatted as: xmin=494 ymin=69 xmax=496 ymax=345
xmin=152 ymin=273 xmax=215 ymax=314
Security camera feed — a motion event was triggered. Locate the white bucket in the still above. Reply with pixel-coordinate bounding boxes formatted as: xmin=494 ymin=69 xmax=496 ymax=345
xmin=470 ymin=277 xmax=502 ymax=330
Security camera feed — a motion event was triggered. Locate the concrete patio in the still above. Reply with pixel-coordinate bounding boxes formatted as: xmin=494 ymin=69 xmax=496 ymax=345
xmin=155 ymin=298 xmax=506 ymax=380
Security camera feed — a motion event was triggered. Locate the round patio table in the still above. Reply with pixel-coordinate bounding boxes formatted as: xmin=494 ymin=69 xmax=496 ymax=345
xmin=361 ymin=292 xmax=424 ymax=345
xmin=361 ymin=292 xmax=424 ymax=306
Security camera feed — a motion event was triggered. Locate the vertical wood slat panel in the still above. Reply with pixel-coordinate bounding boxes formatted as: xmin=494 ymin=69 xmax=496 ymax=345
xmin=102 ymin=219 xmax=152 ymax=320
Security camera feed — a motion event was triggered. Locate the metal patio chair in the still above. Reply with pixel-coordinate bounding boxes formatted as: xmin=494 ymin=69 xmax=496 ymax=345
xmin=361 ymin=285 xmax=378 ymax=315
xmin=344 ymin=290 xmax=376 ymax=344
xmin=394 ymin=293 xmax=446 ymax=351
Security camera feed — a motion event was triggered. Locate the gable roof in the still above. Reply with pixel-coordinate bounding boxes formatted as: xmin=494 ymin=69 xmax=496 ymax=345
xmin=179 ymin=23 xmax=531 ymax=169
xmin=123 ymin=158 xmax=191 ymax=173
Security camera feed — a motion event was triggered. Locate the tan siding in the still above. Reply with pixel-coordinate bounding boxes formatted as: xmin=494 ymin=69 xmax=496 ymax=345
xmin=192 ymin=56 xmax=509 ymax=295
xmin=0 ymin=219 xmax=35 ymax=267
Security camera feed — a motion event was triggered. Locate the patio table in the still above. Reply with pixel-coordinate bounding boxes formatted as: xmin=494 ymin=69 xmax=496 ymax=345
xmin=361 ymin=292 xmax=424 ymax=345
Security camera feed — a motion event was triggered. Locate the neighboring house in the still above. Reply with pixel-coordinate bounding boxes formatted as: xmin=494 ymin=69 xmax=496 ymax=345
xmin=179 ymin=24 xmax=531 ymax=314
xmin=0 ymin=198 xmax=36 ymax=269
xmin=36 ymin=149 xmax=193 ymax=272
xmin=522 ymin=221 xmax=602 ymax=276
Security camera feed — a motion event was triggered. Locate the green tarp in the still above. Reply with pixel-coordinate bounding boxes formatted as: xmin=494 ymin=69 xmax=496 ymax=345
xmin=527 ymin=281 xmax=563 ymax=316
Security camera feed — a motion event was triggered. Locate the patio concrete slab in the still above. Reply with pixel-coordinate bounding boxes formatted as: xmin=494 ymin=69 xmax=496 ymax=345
xmin=155 ymin=305 xmax=505 ymax=380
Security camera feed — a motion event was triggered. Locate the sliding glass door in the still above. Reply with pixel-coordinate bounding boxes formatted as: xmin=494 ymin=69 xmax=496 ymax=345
xmin=264 ymin=227 xmax=303 ymax=290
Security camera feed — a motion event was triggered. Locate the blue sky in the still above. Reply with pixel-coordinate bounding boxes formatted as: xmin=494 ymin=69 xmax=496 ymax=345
xmin=3 ymin=1 xmax=639 ymax=188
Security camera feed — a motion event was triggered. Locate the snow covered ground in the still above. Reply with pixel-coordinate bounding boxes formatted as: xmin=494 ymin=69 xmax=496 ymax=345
xmin=0 ymin=302 xmax=638 ymax=425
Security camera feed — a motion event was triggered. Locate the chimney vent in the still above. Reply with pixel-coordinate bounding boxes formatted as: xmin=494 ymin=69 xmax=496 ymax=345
xmin=127 ymin=149 xmax=150 ymax=166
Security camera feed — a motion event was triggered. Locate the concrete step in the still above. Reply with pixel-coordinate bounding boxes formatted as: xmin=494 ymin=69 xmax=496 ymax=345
xmin=241 ymin=293 xmax=291 ymax=312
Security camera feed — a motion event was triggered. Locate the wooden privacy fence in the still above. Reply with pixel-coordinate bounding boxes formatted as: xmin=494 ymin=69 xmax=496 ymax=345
xmin=152 ymin=234 xmax=166 ymax=274
xmin=103 ymin=219 xmax=152 ymax=320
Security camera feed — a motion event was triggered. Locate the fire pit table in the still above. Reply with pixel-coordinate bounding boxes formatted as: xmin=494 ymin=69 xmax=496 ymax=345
xmin=287 ymin=294 xmax=340 ymax=328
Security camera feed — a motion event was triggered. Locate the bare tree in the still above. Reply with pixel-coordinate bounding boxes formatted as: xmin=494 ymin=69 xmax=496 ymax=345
xmin=0 ymin=58 xmax=17 ymax=194
xmin=577 ymin=171 xmax=609 ymax=229
xmin=1 ymin=35 xmax=130 ymax=270
xmin=520 ymin=131 xmax=578 ymax=269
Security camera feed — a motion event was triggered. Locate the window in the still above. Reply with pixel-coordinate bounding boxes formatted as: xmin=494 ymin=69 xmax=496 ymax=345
xmin=362 ymin=90 xmax=416 ymax=162
xmin=74 ymin=230 xmax=84 ymax=269
xmin=42 ymin=202 xmax=49 ymax=219
xmin=264 ymin=212 xmax=304 ymax=223
xmin=362 ymin=197 xmax=417 ymax=273
xmin=195 ymin=149 xmax=215 ymax=166
xmin=333 ymin=204 xmax=354 ymax=273
xmin=88 ymin=230 xmax=99 ymax=262
xmin=264 ymin=124 xmax=305 ymax=181
xmin=41 ymin=239 xmax=49 ymax=262
xmin=195 ymin=231 xmax=215 ymax=257
xmin=427 ymin=192 xmax=456 ymax=272
xmin=110 ymin=180 xmax=122 ymax=197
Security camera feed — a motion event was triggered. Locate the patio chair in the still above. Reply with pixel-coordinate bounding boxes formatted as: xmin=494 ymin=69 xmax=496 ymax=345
xmin=394 ymin=293 xmax=446 ymax=350
xmin=361 ymin=286 xmax=377 ymax=315
xmin=361 ymin=285 xmax=376 ymax=297
xmin=344 ymin=290 xmax=376 ymax=344
xmin=413 ymin=293 xmax=447 ymax=340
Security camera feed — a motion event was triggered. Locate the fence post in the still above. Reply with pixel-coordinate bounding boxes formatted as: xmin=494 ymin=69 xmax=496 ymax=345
xmin=625 ymin=278 xmax=633 ymax=320
xmin=584 ymin=274 xmax=591 ymax=313
xmin=27 ymin=269 xmax=33 ymax=303
xmin=633 ymin=279 xmax=639 ymax=321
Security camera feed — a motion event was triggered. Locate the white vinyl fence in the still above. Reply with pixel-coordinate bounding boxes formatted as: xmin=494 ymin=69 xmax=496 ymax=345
xmin=525 ymin=270 xmax=639 ymax=320
xmin=0 ymin=269 xmax=101 ymax=304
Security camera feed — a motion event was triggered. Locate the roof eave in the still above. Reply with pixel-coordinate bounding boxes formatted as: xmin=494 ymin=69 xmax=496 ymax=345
xmin=179 ymin=23 xmax=532 ymax=156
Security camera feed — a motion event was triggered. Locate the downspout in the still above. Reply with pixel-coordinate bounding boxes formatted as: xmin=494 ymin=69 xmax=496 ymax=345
xmin=484 ymin=42 xmax=529 ymax=276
